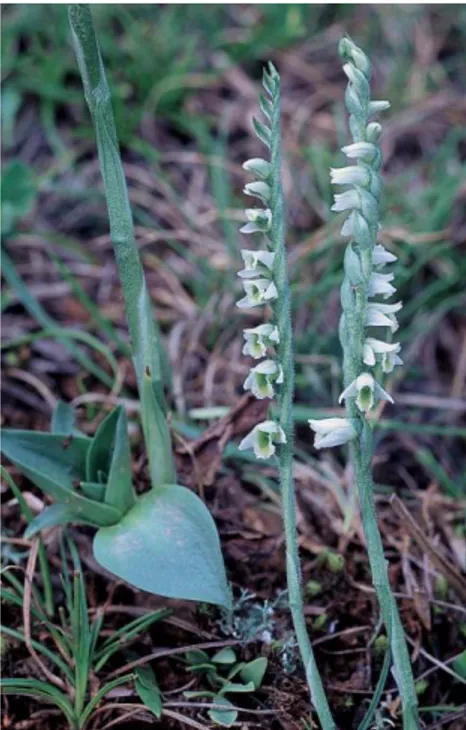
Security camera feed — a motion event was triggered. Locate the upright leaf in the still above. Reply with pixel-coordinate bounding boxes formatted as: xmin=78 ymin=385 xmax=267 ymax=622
xmin=68 ymin=4 xmax=175 ymax=485
xmin=104 ymin=406 xmax=135 ymax=514
xmin=51 ymin=401 xmax=76 ymax=435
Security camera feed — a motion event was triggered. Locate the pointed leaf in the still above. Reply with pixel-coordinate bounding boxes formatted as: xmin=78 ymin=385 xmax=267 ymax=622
xmin=86 ymin=408 xmax=118 ymax=482
xmin=140 ymin=372 xmax=175 ymax=486
xmin=1 ymin=430 xmax=122 ymax=527
xmin=134 ymin=666 xmax=162 ymax=719
xmin=51 ymin=402 xmax=76 ymax=435
xmin=80 ymin=481 xmax=106 ymax=502
xmin=24 ymin=503 xmax=91 ymax=539
xmin=186 ymin=649 xmax=211 ymax=665
xmin=93 ymin=486 xmax=230 ymax=608
xmin=104 ymin=406 xmax=135 ymax=514
xmin=208 ymin=696 xmax=238 ymax=727
xmin=239 ymin=657 xmax=267 ymax=689
xmin=219 ymin=681 xmax=255 ymax=695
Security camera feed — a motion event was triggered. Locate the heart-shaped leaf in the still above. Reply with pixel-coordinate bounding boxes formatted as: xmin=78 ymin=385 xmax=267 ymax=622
xmin=93 ymin=485 xmax=231 ymax=608
xmin=239 ymin=657 xmax=267 ymax=689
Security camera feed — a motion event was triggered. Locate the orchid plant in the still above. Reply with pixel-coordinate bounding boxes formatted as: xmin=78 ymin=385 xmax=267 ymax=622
xmin=309 ymin=37 xmax=420 ymax=730
xmin=0 ymin=4 xmax=230 ymax=610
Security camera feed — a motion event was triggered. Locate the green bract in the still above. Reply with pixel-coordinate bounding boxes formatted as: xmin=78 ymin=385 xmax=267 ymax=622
xmin=0 ymin=4 xmax=229 ymax=611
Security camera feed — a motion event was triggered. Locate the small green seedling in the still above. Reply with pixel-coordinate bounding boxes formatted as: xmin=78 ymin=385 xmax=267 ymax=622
xmin=0 ymin=3 xmax=230 ymax=610
xmin=184 ymin=648 xmax=268 ymax=727
xmin=1 ymin=537 xmax=169 ymax=729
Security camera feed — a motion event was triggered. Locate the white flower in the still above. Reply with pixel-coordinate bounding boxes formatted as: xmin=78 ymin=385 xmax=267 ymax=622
xmin=373 ymin=244 xmax=397 ymax=266
xmin=236 ymin=279 xmax=278 ymax=309
xmin=308 ymin=418 xmax=357 ymax=449
xmin=339 ymin=372 xmax=393 ymax=412
xmin=368 ymin=100 xmax=390 ymax=117
xmin=341 ymin=142 xmax=378 ymax=161
xmin=240 ymin=208 xmax=272 ymax=234
xmin=243 ymin=359 xmax=283 ymax=399
xmin=238 ymin=249 xmax=275 ymax=279
xmin=368 ymin=272 xmax=396 ymax=300
xmin=366 ymin=301 xmax=402 ymax=332
xmin=363 ymin=337 xmax=401 ymax=367
xmin=239 ymin=420 xmax=286 ymax=459
xmin=243 ymin=158 xmax=272 ymax=180
xmin=331 ymin=189 xmax=361 ymax=212
xmin=243 ymin=324 xmax=279 ymax=359
xmin=381 ymin=346 xmax=403 ymax=374
xmin=244 ymin=181 xmax=271 ymax=203
xmin=330 ymin=166 xmax=369 ymax=186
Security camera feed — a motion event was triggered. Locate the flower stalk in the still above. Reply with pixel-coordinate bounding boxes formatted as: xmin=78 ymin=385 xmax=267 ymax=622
xmin=238 ymin=63 xmax=336 ymax=730
xmin=310 ymin=36 xmax=419 ymax=730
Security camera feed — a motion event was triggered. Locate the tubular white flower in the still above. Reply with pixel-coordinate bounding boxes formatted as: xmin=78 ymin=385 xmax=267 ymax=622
xmin=366 ymin=301 xmax=402 ymax=332
xmin=243 ymin=323 xmax=279 ymax=359
xmin=339 ymin=372 xmax=393 ymax=412
xmin=238 ymin=249 xmax=275 ymax=279
xmin=243 ymin=158 xmax=272 ymax=179
xmin=330 ymin=166 xmax=370 ymax=186
xmin=308 ymin=418 xmax=357 ymax=450
xmin=240 ymin=208 xmax=272 ymax=234
xmin=368 ymin=271 xmax=396 ymax=299
xmin=373 ymin=244 xmax=397 ymax=266
xmin=363 ymin=337 xmax=401 ymax=367
xmin=341 ymin=141 xmax=378 ymax=161
xmin=244 ymin=181 xmax=271 ymax=203
xmin=236 ymin=278 xmax=278 ymax=309
xmin=238 ymin=420 xmax=286 ymax=459
xmin=331 ymin=189 xmax=361 ymax=212
xmin=243 ymin=359 xmax=283 ymax=399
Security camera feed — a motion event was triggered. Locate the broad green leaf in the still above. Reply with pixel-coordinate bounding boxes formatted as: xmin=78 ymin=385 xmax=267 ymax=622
xmin=134 ymin=665 xmax=162 ymax=719
xmin=453 ymin=649 xmax=466 ymax=679
xmin=80 ymin=481 xmax=106 ymax=502
xmin=208 ymin=696 xmax=238 ymax=727
xmin=24 ymin=503 xmax=91 ymax=539
xmin=185 ymin=649 xmax=210 ymax=665
xmin=104 ymin=406 xmax=135 ymax=514
xmin=212 ymin=648 xmax=237 ymax=665
xmin=51 ymin=401 xmax=76 ymax=435
xmin=1 ymin=429 xmax=121 ymax=527
xmin=93 ymin=486 xmax=231 ymax=608
xmin=239 ymin=657 xmax=267 ymax=689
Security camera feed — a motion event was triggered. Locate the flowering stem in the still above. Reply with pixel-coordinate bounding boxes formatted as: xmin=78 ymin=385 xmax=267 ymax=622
xmin=268 ymin=69 xmax=337 ymax=730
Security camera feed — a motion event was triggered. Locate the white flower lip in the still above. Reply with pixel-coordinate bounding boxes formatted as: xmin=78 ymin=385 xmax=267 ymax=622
xmin=236 ymin=279 xmax=278 ymax=309
xmin=330 ymin=166 xmax=369 ymax=186
xmin=341 ymin=142 xmax=378 ymax=161
xmin=238 ymin=249 xmax=275 ymax=279
xmin=243 ymin=359 xmax=283 ymax=399
xmin=363 ymin=337 xmax=401 ymax=368
xmin=243 ymin=158 xmax=272 ymax=180
xmin=332 ymin=189 xmax=361 ymax=212
xmin=366 ymin=301 xmax=402 ymax=332
xmin=339 ymin=373 xmax=394 ymax=412
xmin=373 ymin=244 xmax=397 ymax=265
xmin=239 ymin=420 xmax=286 ymax=459
xmin=244 ymin=181 xmax=271 ymax=203
xmin=243 ymin=324 xmax=279 ymax=359
xmin=368 ymin=272 xmax=396 ymax=300
xmin=308 ymin=417 xmax=357 ymax=449
xmin=240 ymin=207 xmax=272 ymax=234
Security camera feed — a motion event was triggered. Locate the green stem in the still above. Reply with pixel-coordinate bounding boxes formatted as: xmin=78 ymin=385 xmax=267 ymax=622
xmin=351 ymin=424 xmax=419 ymax=730
xmin=269 ymin=74 xmax=336 ymax=730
